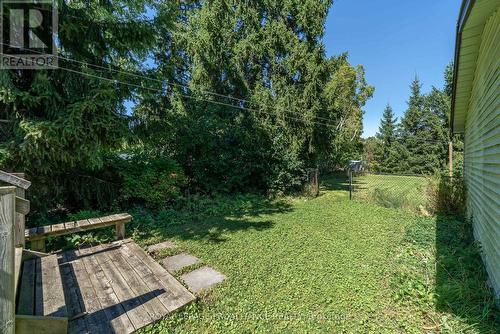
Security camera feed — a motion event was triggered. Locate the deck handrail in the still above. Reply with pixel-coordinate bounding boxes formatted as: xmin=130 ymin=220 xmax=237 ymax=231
xmin=0 ymin=186 xmax=17 ymax=334
xmin=0 ymin=171 xmax=31 ymax=190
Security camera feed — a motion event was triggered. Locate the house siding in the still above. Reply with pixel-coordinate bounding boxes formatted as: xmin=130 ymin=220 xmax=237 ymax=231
xmin=464 ymin=8 xmax=500 ymax=297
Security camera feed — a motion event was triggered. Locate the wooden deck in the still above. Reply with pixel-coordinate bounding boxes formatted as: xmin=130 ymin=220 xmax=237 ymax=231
xmin=58 ymin=239 xmax=195 ymax=334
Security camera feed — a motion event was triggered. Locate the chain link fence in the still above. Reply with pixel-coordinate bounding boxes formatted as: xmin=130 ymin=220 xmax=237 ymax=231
xmin=349 ymin=171 xmax=432 ymax=214
xmin=344 ymin=160 xmax=466 ymax=215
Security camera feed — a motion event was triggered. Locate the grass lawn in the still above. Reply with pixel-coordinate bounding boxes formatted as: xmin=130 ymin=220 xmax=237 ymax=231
xmin=122 ymin=178 xmax=500 ymax=334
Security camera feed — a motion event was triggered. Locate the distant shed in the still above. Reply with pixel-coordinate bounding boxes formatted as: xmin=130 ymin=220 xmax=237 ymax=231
xmin=451 ymin=0 xmax=499 ymax=297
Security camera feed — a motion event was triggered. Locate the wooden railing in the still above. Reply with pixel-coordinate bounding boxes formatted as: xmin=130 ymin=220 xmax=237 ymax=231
xmin=1 ymin=187 xmax=17 ymax=334
xmin=0 ymin=171 xmax=31 ymax=334
xmin=0 ymin=171 xmax=30 ymax=247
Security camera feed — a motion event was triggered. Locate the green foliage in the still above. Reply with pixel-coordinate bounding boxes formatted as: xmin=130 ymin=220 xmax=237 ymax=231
xmin=392 ymin=215 xmax=498 ymax=333
xmin=372 ymin=104 xmax=398 ymax=172
xmin=426 ymin=172 xmax=467 ymax=216
xmin=376 ymin=105 xmax=397 ymax=150
xmin=136 ymin=1 xmax=373 ymax=194
xmin=399 ymin=77 xmax=442 ymax=174
xmin=362 ymin=136 xmax=383 ymax=172
xmin=117 ymin=153 xmax=186 ymax=208
xmin=1 ymin=0 xmax=375 ymax=217
xmin=0 ymin=0 xmax=175 ymax=215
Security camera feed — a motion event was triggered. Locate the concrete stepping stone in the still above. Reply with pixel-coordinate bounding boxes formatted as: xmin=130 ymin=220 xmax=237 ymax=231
xmin=161 ymin=253 xmax=200 ymax=272
xmin=181 ymin=266 xmax=226 ymax=293
xmin=147 ymin=240 xmax=176 ymax=253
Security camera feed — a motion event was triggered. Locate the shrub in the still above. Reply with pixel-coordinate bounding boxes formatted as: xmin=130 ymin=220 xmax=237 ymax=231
xmin=117 ymin=153 xmax=186 ymax=208
xmin=427 ymin=172 xmax=466 ymax=216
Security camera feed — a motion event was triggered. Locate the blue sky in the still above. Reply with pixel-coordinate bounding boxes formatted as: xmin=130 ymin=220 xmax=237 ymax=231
xmin=324 ymin=0 xmax=461 ymax=138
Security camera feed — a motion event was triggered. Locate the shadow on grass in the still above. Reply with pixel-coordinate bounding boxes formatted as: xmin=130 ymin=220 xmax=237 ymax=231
xmin=130 ymin=194 xmax=293 ymax=244
xmin=434 ymin=215 xmax=499 ymax=331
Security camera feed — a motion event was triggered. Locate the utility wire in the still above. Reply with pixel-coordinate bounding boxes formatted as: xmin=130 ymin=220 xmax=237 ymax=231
xmin=0 ymin=42 xmax=338 ymax=124
xmin=0 ymin=53 xmax=339 ymax=128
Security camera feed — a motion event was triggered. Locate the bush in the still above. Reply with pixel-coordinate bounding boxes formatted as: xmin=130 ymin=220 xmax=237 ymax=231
xmin=427 ymin=172 xmax=466 ymax=216
xmin=117 ymin=153 xmax=186 ymax=208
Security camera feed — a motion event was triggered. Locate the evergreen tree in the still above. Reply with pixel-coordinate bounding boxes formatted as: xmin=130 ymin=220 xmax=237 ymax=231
xmin=377 ymin=104 xmax=397 ymax=145
xmin=399 ymin=76 xmax=429 ymax=173
xmin=398 ymin=73 xmax=457 ymax=174
xmin=0 ymin=0 xmax=173 ymax=209
xmin=0 ymin=0 xmax=375 ymax=211
xmin=375 ymin=104 xmax=397 ymax=171
xmin=144 ymin=0 xmax=373 ymax=192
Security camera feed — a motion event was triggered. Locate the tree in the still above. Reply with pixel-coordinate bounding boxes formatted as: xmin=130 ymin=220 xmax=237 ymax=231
xmin=1 ymin=0 xmax=375 ymax=213
xmin=375 ymin=104 xmax=397 ymax=171
xmin=397 ymin=69 xmax=461 ymax=174
xmin=0 ymin=0 xmax=173 ymax=210
xmin=363 ymin=136 xmax=383 ymax=172
xmin=140 ymin=0 xmax=373 ymax=192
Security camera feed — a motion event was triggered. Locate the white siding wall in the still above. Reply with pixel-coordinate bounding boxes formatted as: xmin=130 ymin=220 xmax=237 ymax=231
xmin=464 ymin=8 xmax=500 ymax=297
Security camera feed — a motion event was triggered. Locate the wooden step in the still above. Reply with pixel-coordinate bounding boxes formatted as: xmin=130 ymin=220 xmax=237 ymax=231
xmin=17 ymin=254 xmax=68 ymax=318
xmin=58 ymin=240 xmax=195 ymax=334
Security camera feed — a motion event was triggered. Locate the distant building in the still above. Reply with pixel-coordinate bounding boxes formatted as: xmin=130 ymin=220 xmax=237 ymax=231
xmin=451 ymin=0 xmax=499 ymax=297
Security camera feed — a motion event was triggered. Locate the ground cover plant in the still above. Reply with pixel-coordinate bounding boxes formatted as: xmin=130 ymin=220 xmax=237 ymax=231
xmin=121 ymin=180 xmax=498 ymax=334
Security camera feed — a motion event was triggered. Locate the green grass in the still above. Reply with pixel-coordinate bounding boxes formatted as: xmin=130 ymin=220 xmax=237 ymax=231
xmin=350 ymin=174 xmax=431 ymax=213
xmin=125 ymin=182 xmax=499 ymax=333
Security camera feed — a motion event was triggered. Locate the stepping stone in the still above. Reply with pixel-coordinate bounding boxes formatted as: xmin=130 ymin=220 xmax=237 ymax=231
xmin=161 ymin=253 xmax=200 ymax=272
xmin=181 ymin=266 xmax=226 ymax=293
xmin=147 ymin=240 xmax=176 ymax=253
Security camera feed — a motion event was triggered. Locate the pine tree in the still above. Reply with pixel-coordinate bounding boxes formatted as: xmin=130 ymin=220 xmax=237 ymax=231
xmin=401 ymin=76 xmax=424 ymax=136
xmin=0 ymin=0 xmax=171 ymax=209
xmin=399 ymin=76 xmax=427 ymax=173
xmin=375 ymin=104 xmax=397 ymax=171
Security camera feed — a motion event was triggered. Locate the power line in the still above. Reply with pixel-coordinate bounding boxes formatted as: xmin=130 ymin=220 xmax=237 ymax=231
xmin=0 ymin=42 xmax=338 ymax=124
xmin=0 ymin=53 xmax=339 ymax=129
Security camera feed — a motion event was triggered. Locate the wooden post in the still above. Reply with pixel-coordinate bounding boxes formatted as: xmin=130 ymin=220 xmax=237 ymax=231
xmin=448 ymin=141 xmax=453 ymax=177
xmin=349 ymin=170 xmax=353 ymax=201
xmin=11 ymin=173 xmax=26 ymax=247
xmin=314 ymin=168 xmax=319 ymax=197
xmin=115 ymin=222 xmax=125 ymax=240
xmin=0 ymin=187 xmax=16 ymax=334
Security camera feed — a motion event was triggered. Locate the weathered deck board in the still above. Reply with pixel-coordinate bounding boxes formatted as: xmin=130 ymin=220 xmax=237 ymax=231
xmin=120 ymin=244 xmax=192 ymax=312
xmin=63 ymin=250 xmax=113 ymax=334
xmin=78 ymin=247 xmax=135 ymax=334
xmin=25 ymin=214 xmax=132 ymax=241
xmin=105 ymin=247 xmax=168 ymax=321
xmin=17 ymin=254 xmax=67 ymax=319
xmin=17 ymin=259 xmax=35 ymax=315
xmin=60 ymin=240 xmax=193 ymax=334
xmin=125 ymin=242 xmax=196 ymax=312
xmin=39 ymin=255 xmax=67 ymax=317
xmin=34 ymin=258 xmax=43 ymax=316
xmin=92 ymin=244 xmax=153 ymax=330
xmin=59 ymin=252 xmax=87 ymax=334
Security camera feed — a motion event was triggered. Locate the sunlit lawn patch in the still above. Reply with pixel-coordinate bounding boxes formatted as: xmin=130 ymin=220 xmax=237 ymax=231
xmin=132 ymin=185 xmax=498 ymax=333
